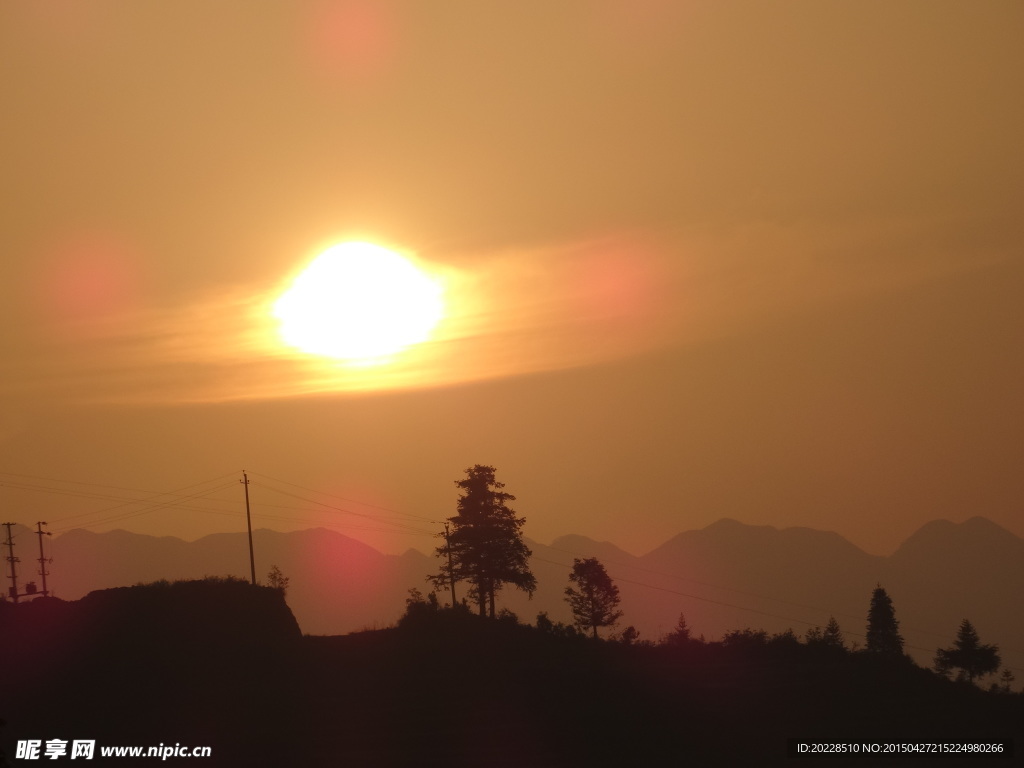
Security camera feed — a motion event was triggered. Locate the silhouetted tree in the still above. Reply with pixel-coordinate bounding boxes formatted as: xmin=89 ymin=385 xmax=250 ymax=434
xmin=564 ymin=557 xmax=623 ymax=638
xmin=771 ymin=628 xmax=799 ymax=644
xmin=995 ymin=668 xmax=1015 ymax=693
xmin=398 ymin=588 xmax=441 ymax=627
xmin=722 ymin=628 xmax=769 ymax=648
xmin=662 ymin=613 xmax=693 ymax=648
xmin=496 ymin=608 xmax=519 ymax=625
xmin=534 ymin=611 xmax=580 ymax=639
xmin=429 ymin=465 xmax=536 ymax=618
xmin=266 ymin=565 xmax=289 ymax=596
xmin=806 ymin=616 xmax=845 ymax=650
xmin=865 ymin=585 xmax=904 ymax=657
xmin=619 ymin=626 xmax=640 ymax=646
xmin=822 ymin=616 xmax=844 ymax=649
xmin=934 ymin=619 xmax=1001 ymax=684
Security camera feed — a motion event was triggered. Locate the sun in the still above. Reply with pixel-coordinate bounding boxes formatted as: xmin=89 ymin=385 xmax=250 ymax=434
xmin=273 ymin=242 xmax=444 ymax=362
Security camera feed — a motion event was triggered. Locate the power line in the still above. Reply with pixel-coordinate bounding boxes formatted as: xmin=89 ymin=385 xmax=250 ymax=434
xmin=531 ymin=553 xmax=1024 ymax=674
xmin=46 ymin=481 xmax=241 ymax=532
xmin=248 ymin=479 xmax=440 ymax=536
xmin=1 ymin=472 xmax=244 ymax=529
xmin=533 ymin=553 xmax=827 ymax=631
xmin=245 ymin=470 xmax=445 ymax=525
xmin=0 ymin=470 xmax=240 ymax=506
xmin=539 ymin=542 xmax=981 ymax=647
xmin=2 ymin=469 xmax=441 ymax=540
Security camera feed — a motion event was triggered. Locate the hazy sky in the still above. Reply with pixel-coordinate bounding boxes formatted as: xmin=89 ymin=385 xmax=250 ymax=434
xmin=2 ymin=1 xmax=1022 ymax=558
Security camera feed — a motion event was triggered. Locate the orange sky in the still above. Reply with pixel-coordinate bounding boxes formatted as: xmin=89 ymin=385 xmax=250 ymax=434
xmin=2 ymin=1 xmax=1022 ymax=558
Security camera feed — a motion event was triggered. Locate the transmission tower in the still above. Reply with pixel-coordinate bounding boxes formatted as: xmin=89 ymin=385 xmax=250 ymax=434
xmin=36 ymin=522 xmax=52 ymax=597
xmin=3 ymin=522 xmax=20 ymax=603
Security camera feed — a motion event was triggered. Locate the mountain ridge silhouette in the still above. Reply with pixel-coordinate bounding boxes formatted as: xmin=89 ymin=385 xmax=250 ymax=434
xmin=12 ymin=516 xmax=1022 ymax=675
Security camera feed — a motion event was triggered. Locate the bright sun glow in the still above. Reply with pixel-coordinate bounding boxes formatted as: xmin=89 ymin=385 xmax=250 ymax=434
xmin=273 ymin=242 xmax=444 ymax=363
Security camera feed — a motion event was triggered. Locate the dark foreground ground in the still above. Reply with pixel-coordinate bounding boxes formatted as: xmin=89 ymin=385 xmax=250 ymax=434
xmin=2 ymin=583 xmax=1021 ymax=767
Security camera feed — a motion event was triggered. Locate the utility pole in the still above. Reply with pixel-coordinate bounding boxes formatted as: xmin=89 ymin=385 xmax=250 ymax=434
xmin=241 ymin=471 xmax=256 ymax=586
xmin=444 ymin=521 xmax=456 ymax=606
xmin=3 ymin=522 xmax=20 ymax=604
xmin=36 ymin=522 xmax=52 ymax=597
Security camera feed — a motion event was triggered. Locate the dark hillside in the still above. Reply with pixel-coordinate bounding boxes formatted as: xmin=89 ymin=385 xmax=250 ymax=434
xmin=293 ymin=611 xmax=1023 ymax=766
xmin=2 ymin=579 xmax=303 ymax=766
xmin=3 ymin=594 xmax=1021 ymax=766
xmin=3 ymin=577 xmax=300 ymax=675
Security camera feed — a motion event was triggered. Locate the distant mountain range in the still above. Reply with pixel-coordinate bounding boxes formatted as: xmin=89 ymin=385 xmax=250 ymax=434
xmin=8 ymin=516 xmax=1023 ymax=676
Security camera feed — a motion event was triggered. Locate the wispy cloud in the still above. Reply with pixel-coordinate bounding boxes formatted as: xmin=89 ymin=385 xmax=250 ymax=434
xmin=5 ymin=222 xmax=1004 ymax=405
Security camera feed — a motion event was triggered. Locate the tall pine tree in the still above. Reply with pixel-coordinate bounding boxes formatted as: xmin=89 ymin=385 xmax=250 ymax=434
xmin=430 ymin=465 xmax=536 ymax=617
xmin=822 ymin=616 xmax=844 ymax=649
xmin=866 ymin=585 xmax=904 ymax=657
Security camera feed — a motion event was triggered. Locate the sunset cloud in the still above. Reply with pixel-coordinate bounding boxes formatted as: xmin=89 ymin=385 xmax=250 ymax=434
xmin=5 ymin=220 xmax=1003 ymax=407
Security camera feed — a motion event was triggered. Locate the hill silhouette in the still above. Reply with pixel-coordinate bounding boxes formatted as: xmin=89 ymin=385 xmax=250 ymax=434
xmin=44 ymin=525 xmax=427 ymax=634
xmin=2 ymin=590 xmax=1021 ymax=767
xmin=1 ymin=578 xmax=302 ymax=765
